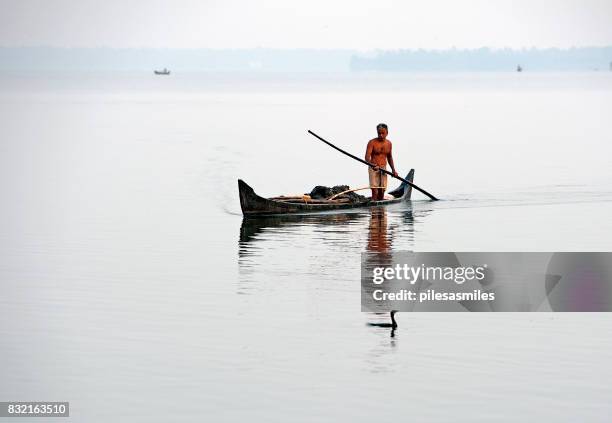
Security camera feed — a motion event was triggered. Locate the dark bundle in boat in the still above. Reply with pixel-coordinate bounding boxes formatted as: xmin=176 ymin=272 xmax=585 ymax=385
xmin=307 ymin=185 xmax=367 ymax=203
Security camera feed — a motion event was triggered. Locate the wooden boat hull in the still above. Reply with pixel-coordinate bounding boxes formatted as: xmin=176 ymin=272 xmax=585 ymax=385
xmin=238 ymin=170 xmax=414 ymax=216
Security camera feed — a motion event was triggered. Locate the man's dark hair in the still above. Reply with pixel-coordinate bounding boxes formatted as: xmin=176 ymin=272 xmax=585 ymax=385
xmin=376 ymin=123 xmax=388 ymax=130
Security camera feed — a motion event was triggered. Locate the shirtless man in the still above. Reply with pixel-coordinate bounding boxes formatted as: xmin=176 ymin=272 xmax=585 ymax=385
xmin=365 ymin=123 xmax=398 ymax=201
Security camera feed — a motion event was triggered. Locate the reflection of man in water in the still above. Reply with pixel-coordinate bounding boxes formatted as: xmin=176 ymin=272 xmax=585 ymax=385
xmin=365 ymin=207 xmax=397 ymax=330
xmin=367 ymin=207 xmax=391 ymax=253
xmin=365 ymin=123 xmax=398 ymax=201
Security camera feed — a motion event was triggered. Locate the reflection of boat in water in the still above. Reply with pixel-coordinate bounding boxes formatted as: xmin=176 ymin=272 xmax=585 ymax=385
xmin=239 ymin=204 xmax=419 ymax=252
xmin=239 ymin=212 xmax=363 ymax=248
xmin=238 ymin=204 xmax=423 ymax=331
xmin=154 ymin=68 xmax=171 ymax=75
xmin=238 ymin=170 xmax=414 ymax=216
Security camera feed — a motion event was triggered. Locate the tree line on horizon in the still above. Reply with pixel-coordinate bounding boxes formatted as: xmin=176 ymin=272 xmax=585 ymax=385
xmin=0 ymin=46 xmax=611 ymax=71
xmin=350 ymin=47 xmax=612 ymax=71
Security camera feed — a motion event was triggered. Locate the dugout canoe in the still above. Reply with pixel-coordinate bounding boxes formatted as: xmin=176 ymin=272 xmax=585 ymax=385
xmin=238 ymin=169 xmax=414 ymax=216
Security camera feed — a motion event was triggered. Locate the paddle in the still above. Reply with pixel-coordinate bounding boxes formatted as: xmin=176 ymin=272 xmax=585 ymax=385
xmin=307 ymin=130 xmax=439 ymax=201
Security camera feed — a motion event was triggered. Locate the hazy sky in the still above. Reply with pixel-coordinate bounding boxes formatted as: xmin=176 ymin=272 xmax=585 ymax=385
xmin=1 ymin=0 xmax=612 ymax=49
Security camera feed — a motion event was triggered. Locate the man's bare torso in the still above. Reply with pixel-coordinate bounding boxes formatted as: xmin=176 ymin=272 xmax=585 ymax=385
xmin=366 ymin=138 xmax=392 ymax=168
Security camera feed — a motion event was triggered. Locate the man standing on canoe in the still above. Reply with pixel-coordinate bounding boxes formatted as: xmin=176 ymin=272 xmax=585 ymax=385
xmin=365 ymin=123 xmax=398 ymax=201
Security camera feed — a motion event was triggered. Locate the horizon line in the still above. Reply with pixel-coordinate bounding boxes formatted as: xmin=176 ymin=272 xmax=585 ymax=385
xmin=2 ymin=45 xmax=612 ymax=51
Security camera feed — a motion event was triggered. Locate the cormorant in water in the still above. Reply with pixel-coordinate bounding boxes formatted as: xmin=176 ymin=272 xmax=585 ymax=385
xmin=367 ymin=311 xmax=397 ymax=328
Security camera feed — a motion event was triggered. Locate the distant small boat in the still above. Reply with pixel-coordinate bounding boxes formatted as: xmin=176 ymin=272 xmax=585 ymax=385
xmin=517 ymin=65 xmax=523 ymax=72
xmin=154 ymin=68 xmax=170 ymax=75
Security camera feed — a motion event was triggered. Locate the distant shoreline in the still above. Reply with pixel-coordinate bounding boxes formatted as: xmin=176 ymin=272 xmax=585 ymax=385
xmin=1 ymin=46 xmax=611 ymax=72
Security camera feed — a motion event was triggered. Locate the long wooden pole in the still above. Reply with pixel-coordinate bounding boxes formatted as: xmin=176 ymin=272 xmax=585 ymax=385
xmin=307 ymin=130 xmax=439 ymax=201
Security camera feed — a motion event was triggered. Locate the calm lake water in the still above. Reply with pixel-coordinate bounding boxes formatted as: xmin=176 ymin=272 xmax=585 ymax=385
xmin=1 ymin=71 xmax=612 ymax=422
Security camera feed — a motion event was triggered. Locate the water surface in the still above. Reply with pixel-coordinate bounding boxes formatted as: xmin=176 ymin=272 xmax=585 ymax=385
xmin=1 ymin=71 xmax=611 ymax=422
